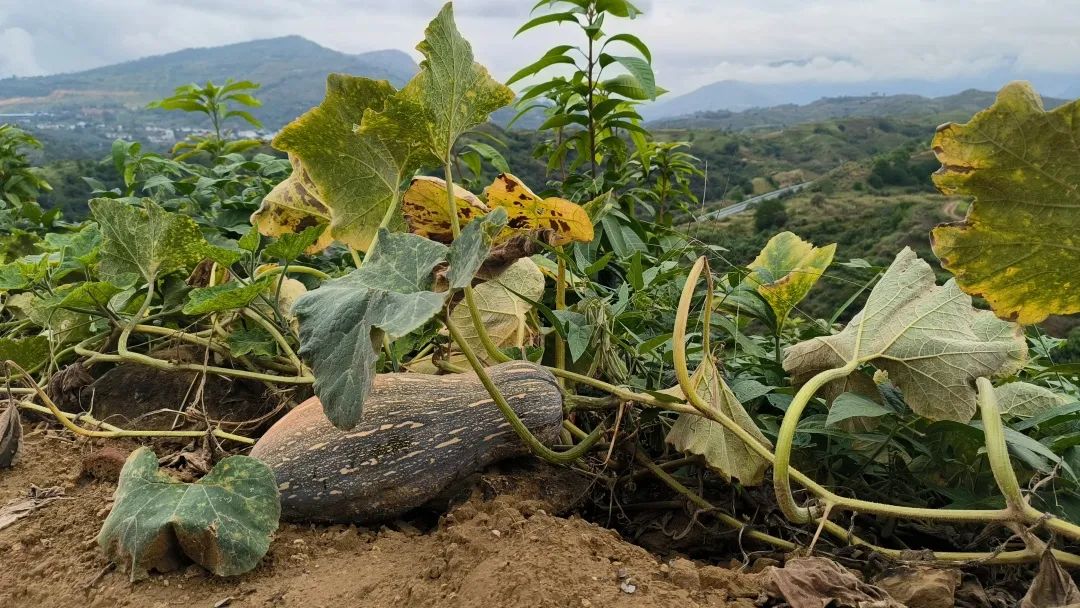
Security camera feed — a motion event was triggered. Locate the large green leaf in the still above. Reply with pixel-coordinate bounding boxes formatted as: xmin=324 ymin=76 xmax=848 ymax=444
xmin=784 ymin=248 xmax=1027 ymax=422
xmin=272 ymin=75 xmax=422 ymax=252
xmin=183 ymin=277 xmax=273 ymax=316
xmin=743 ymin=231 xmax=835 ymax=329
xmin=295 ymin=225 xmax=496 ymax=429
xmin=90 ymin=198 xmax=214 ymax=285
xmin=931 ymin=82 xmax=1080 ymax=324
xmin=0 ymin=335 xmax=49 ymax=370
xmin=414 ymin=3 xmax=514 ymax=159
xmin=97 ymin=448 xmax=280 ymax=581
xmin=664 ymin=356 xmax=773 ymax=486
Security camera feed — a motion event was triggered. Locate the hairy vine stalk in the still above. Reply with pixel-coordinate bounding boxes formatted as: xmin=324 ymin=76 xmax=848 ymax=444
xmin=668 ymin=255 xmax=1080 ymax=564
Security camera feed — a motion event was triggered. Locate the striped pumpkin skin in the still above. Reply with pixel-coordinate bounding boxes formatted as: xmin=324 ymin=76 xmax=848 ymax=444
xmin=251 ymin=362 xmax=564 ymax=523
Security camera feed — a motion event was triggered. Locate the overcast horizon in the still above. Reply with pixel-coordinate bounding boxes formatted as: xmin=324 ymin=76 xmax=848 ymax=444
xmin=2 ymin=0 xmax=1079 ymax=97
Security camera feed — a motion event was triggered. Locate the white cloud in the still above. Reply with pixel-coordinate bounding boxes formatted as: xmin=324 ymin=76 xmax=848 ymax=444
xmin=0 ymin=0 xmax=1078 ymax=94
xmin=0 ymin=27 xmax=42 ymax=77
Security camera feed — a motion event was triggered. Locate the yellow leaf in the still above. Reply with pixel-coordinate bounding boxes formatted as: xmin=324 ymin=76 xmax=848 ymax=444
xmin=483 ymin=173 xmax=595 ymax=246
xmin=401 ymin=176 xmax=490 ymax=243
xmin=745 ymin=231 xmax=835 ymax=329
xmin=250 ymin=156 xmax=334 ymax=253
xmin=401 ymin=174 xmax=594 ymax=247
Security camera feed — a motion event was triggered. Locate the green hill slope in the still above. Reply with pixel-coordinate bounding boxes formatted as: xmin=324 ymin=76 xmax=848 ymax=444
xmin=0 ymin=36 xmax=417 ymax=129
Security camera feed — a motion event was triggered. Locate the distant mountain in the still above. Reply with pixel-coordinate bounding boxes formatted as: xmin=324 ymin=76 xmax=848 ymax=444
xmin=0 ymin=36 xmax=417 ymax=129
xmin=649 ymin=89 xmax=1069 ymax=131
xmin=645 ymin=72 xmax=1078 ymax=120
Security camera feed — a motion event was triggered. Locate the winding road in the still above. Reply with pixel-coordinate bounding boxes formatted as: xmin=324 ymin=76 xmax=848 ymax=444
xmin=697 ymin=181 xmax=815 ymax=221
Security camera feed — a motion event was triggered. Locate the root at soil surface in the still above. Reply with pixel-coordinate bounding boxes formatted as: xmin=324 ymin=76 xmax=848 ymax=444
xmin=0 ymin=433 xmax=771 ymax=608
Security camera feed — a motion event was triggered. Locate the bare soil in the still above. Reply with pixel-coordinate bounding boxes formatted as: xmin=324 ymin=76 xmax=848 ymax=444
xmin=0 ymin=425 xmax=772 ymax=608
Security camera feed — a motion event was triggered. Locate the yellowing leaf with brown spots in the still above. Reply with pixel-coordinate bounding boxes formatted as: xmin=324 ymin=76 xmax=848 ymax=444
xmin=402 ymin=174 xmax=593 ymax=247
xmin=483 ymin=173 xmax=594 ymax=246
xmin=931 ymin=82 xmax=1080 ymax=324
xmin=251 ymin=155 xmax=334 ymax=253
xmin=401 ymin=176 xmax=490 ymax=243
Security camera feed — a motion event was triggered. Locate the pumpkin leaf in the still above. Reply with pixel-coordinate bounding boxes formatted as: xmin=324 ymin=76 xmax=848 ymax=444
xmin=784 ymin=248 xmax=1027 ymax=422
xmin=97 ymin=447 xmax=280 ymax=581
xmin=0 ymin=335 xmax=50 ymax=370
xmin=826 ymin=393 xmax=892 ymax=428
xmin=56 ymin=281 xmax=123 ymax=311
xmin=272 ymin=75 xmax=427 ymax=252
xmin=251 ymin=156 xmax=334 ymax=253
xmin=183 ymin=277 xmax=273 ymax=316
xmin=90 ymin=198 xmax=216 ymax=285
xmin=448 ymin=258 xmax=546 ymax=361
xmin=743 ymin=231 xmax=835 ymax=329
xmin=663 ymin=356 xmax=773 ymax=486
xmin=414 ymin=3 xmax=514 ymax=159
xmin=228 ymin=326 xmax=277 ymax=359
xmin=483 ymin=173 xmax=595 ymax=245
xmin=403 ymin=174 xmax=594 ymax=247
xmin=446 ymin=208 xmax=508 ymax=289
xmin=402 ymin=176 xmax=490 ymax=243
xmin=931 ymin=82 xmax=1080 ymax=324
xmin=263 ymin=224 xmax=327 ymax=263
xmin=995 ymin=382 xmax=1070 ymax=419
xmin=294 ymin=230 xmax=447 ymax=429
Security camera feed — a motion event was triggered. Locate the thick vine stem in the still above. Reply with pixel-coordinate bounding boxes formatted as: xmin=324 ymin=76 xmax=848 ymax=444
xmin=444 ymin=315 xmax=602 ymax=464
xmin=673 ymin=257 xmax=1042 ymax=523
xmin=977 ymin=378 xmax=1080 ymax=543
xmin=772 ymin=362 xmax=858 ymax=523
xmin=254 ymin=264 xmax=331 ymax=282
xmin=4 ymin=360 xmax=255 ymax=445
xmin=544 ymin=367 xmax=699 ymax=415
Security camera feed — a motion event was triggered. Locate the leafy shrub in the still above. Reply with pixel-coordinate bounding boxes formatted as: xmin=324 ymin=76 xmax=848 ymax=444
xmin=754 ymin=197 xmax=787 ymax=231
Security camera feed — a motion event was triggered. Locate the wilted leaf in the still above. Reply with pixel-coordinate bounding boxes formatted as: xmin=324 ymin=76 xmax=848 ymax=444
xmin=995 ymin=382 xmax=1070 ymax=419
xmin=0 ymin=335 xmax=49 ymax=370
xmin=272 ymin=75 xmax=427 ymax=252
xmin=744 ymin=231 xmax=835 ymax=329
xmin=183 ymin=277 xmax=272 ymax=316
xmin=0 ymin=403 xmax=21 ymax=468
xmin=931 ymin=82 xmax=1080 ymax=324
xmin=768 ymin=557 xmax=903 ymax=608
xmin=1021 ymin=546 xmax=1080 ymax=608
xmin=784 ymin=248 xmax=1027 ymax=422
xmin=413 ymin=3 xmax=514 ymax=159
xmin=90 ymin=198 xmax=215 ymax=285
xmin=448 ymin=258 xmax=546 ymax=361
xmin=98 ymin=448 xmax=279 ymax=581
xmin=251 ymin=156 xmax=334 ymax=253
xmin=663 ymin=357 xmax=773 ymax=485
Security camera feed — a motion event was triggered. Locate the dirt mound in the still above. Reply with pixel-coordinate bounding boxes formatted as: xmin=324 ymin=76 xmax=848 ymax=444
xmin=0 ymin=429 xmax=770 ymax=608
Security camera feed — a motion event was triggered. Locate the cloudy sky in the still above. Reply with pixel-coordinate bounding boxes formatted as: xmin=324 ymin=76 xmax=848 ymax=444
xmin=1 ymin=0 xmax=1078 ymax=95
